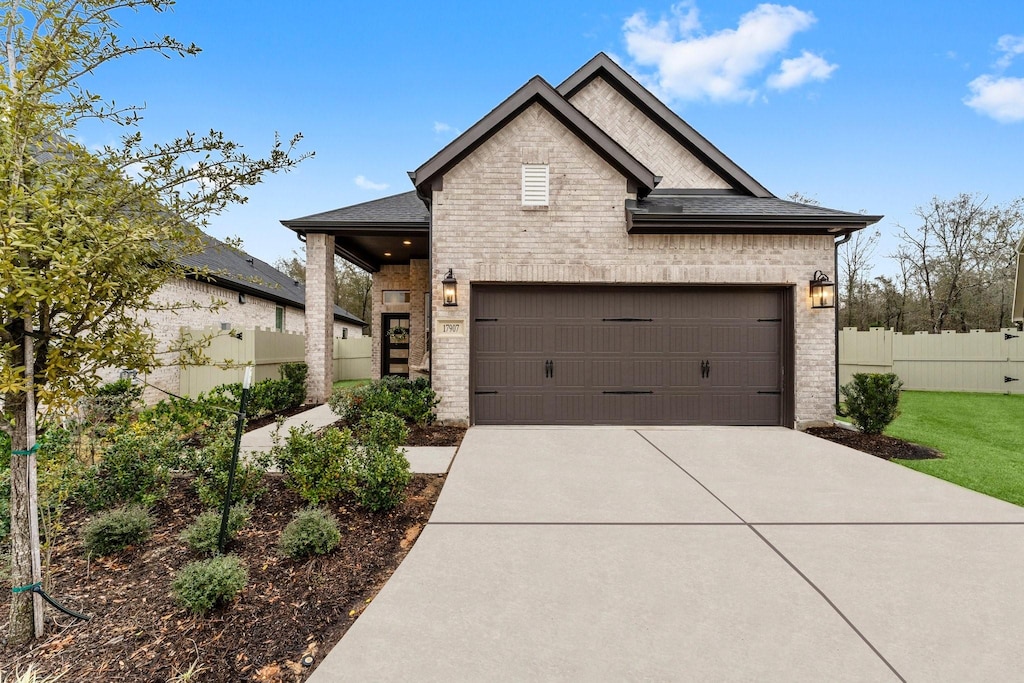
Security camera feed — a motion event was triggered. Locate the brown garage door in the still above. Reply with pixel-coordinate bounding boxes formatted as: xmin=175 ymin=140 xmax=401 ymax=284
xmin=471 ymin=285 xmax=791 ymax=426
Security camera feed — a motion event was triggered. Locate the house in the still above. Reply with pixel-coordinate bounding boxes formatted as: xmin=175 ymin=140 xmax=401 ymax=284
xmin=118 ymin=234 xmax=365 ymax=402
xmin=283 ymin=53 xmax=880 ymax=428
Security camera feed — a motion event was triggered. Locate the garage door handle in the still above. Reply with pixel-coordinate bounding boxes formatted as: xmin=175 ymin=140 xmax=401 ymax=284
xmin=700 ymin=360 xmax=710 ymax=378
xmin=545 ymin=360 xmax=553 ymax=378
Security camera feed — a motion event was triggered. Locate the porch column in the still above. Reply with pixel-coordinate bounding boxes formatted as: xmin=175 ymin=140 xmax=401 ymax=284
xmin=305 ymin=232 xmax=335 ymax=403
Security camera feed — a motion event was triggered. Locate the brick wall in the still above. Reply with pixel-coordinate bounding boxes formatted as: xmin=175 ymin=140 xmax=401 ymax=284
xmin=430 ymin=102 xmax=836 ymax=427
xmin=98 ymin=276 xmax=360 ymax=403
xmin=370 ymin=260 xmax=429 ymax=379
xmin=568 ymin=77 xmax=733 ymax=190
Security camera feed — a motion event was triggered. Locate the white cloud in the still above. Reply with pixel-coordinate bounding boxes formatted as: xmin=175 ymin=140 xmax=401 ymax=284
xmin=995 ymin=34 xmax=1024 ymax=69
xmin=767 ymin=50 xmax=837 ymax=90
xmin=623 ymin=2 xmax=825 ymax=103
xmin=433 ymin=121 xmax=453 ymax=134
xmin=964 ymin=75 xmax=1024 ymax=123
xmin=354 ymin=175 xmax=389 ymax=191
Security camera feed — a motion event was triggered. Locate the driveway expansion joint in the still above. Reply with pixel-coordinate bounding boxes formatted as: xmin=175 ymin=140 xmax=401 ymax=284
xmin=635 ymin=429 xmax=908 ymax=683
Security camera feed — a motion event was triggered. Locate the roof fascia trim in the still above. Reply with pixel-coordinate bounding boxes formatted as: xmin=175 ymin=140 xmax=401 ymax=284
xmin=558 ymin=53 xmax=774 ymax=199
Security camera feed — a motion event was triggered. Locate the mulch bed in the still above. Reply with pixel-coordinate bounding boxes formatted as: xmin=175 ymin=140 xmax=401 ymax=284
xmin=324 ymin=420 xmax=466 ymax=447
xmin=1 ymin=473 xmax=445 ymax=681
xmin=806 ymin=426 xmax=942 ymax=461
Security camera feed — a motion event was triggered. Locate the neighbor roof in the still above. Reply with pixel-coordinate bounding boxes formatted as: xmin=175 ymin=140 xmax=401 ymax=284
xmin=557 ymin=53 xmax=773 ymax=198
xmin=626 ymin=193 xmax=882 ymax=235
xmin=178 ymin=235 xmax=365 ymax=326
xmin=411 ymin=76 xmax=659 ymax=200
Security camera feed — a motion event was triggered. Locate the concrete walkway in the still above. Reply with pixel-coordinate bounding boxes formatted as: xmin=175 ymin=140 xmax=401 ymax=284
xmin=240 ymin=405 xmax=457 ymax=474
xmin=309 ymin=426 xmax=1024 ymax=682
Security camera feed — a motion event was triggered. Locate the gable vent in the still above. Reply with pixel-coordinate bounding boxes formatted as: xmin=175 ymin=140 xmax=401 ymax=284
xmin=522 ymin=164 xmax=549 ymax=206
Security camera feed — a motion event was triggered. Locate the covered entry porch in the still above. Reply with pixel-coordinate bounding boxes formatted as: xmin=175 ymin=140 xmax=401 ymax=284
xmin=280 ymin=191 xmax=432 ymax=403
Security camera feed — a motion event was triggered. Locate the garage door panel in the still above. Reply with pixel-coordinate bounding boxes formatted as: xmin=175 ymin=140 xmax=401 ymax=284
xmin=472 ymin=285 xmax=788 ymax=426
xmin=510 ymin=325 xmax=545 ymax=353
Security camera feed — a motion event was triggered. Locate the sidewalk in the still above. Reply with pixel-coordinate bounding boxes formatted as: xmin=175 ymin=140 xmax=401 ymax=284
xmin=240 ymin=405 xmax=456 ymax=474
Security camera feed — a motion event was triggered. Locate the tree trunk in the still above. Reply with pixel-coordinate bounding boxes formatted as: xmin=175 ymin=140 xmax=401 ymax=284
xmin=7 ymin=329 xmax=43 ymax=644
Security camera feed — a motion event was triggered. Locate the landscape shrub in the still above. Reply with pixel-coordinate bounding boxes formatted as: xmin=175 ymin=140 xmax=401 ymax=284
xmin=136 ymin=391 xmax=237 ymax=448
xmin=180 ymin=504 xmax=251 ymax=555
xmin=840 ymin=372 xmax=904 ymax=435
xmin=82 ymin=378 xmax=143 ymax=425
xmin=78 ymin=427 xmax=179 ymax=511
xmin=277 ymin=508 xmax=341 ymax=560
xmin=328 ymin=375 xmax=438 ymax=427
xmin=82 ymin=506 xmax=153 ymax=557
xmin=272 ymin=424 xmax=354 ymax=506
xmin=211 ymin=363 xmax=307 ymax=419
xmin=191 ymin=425 xmax=268 ymax=508
xmin=353 ymin=410 xmax=408 ymax=450
xmin=349 ymin=445 xmax=411 ymax=512
xmin=171 ymin=554 xmax=248 ymax=614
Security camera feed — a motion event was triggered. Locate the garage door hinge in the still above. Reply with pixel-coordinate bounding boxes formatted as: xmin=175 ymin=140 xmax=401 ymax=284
xmin=475 ymin=318 xmax=498 ymax=322
xmin=474 ymin=390 xmax=498 ymax=394
xmin=757 ymin=390 xmax=782 ymax=395
xmin=758 ymin=318 xmax=782 ymax=322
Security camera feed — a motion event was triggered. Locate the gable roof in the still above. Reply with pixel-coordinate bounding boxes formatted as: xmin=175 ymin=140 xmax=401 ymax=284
xmin=557 ymin=53 xmax=773 ymax=198
xmin=178 ymin=235 xmax=366 ymax=326
xmin=411 ymin=76 xmax=659 ymax=200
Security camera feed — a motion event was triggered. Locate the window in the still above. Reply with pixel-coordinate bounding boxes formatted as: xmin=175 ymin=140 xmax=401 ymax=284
xmin=341 ymin=327 xmax=348 ymax=340
xmin=522 ymin=164 xmax=549 ymax=206
xmin=383 ymin=290 xmax=411 ymax=304
xmin=275 ymin=306 xmax=284 ymax=332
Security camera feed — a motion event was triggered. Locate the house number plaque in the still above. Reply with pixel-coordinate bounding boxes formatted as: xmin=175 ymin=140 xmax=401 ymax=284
xmin=435 ymin=319 xmax=466 ymax=337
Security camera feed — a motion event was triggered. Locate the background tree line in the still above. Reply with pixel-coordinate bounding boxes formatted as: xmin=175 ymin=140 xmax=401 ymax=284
xmin=838 ymin=193 xmax=1022 ymax=332
xmin=274 ymin=253 xmax=373 ymax=335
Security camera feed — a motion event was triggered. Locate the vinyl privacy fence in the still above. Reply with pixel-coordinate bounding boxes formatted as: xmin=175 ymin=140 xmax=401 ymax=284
xmin=178 ymin=327 xmax=371 ymax=397
xmin=839 ymin=327 xmax=1024 ymax=395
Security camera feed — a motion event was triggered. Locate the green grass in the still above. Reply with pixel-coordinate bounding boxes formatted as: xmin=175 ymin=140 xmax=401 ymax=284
xmin=886 ymin=391 xmax=1024 ymax=506
xmin=332 ymin=379 xmax=370 ymax=391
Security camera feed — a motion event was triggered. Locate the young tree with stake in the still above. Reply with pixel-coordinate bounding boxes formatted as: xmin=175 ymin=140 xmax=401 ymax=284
xmin=1 ymin=0 xmax=311 ymax=644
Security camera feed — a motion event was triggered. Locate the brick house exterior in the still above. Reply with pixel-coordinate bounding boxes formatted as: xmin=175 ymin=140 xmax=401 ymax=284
xmin=284 ymin=54 xmax=880 ymax=428
xmin=105 ymin=235 xmax=364 ymax=403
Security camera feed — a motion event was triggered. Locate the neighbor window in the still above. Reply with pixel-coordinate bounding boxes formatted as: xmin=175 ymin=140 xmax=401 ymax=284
xmin=383 ymin=290 xmax=411 ymax=304
xmin=275 ymin=306 xmax=284 ymax=332
xmin=342 ymin=327 xmax=348 ymax=340
xmin=522 ymin=164 xmax=549 ymax=206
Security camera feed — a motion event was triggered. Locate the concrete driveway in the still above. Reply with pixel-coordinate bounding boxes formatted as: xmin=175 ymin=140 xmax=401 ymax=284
xmin=309 ymin=427 xmax=1024 ymax=682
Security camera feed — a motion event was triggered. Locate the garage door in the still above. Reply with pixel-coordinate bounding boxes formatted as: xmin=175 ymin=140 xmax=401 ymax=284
xmin=471 ymin=285 xmax=791 ymax=426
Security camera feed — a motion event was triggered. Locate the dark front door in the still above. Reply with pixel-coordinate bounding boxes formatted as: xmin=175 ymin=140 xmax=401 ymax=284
xmin=471 ymin=285 xmax=791 ymax=426
xmin=382 ymin=313 xmax=410 ymax=377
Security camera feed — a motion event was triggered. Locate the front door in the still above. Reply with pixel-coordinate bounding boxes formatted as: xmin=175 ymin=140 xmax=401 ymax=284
xmin=382 ymin=313 xmax=410 ymax=377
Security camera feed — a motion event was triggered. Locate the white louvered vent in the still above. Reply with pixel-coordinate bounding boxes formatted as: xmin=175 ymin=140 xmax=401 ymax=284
xmin=522 ymin=164 xmax=549 ymax=206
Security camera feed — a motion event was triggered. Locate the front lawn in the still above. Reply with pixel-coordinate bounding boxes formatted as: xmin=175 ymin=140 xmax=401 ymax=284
xmin=886 ymin=391 xmax=1024 ymax=507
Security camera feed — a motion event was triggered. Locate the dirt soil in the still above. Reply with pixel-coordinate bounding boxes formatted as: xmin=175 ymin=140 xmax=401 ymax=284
xmin=806 ymin=426 xmax=942 ymax=461
xmin=1 ymin=473 xmax=445 ymax=681
xmin=406 ymin=423 xmax=466 ymax=447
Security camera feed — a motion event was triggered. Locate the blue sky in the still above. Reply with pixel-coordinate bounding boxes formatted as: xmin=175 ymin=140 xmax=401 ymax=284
xmin=77 ymin=1 xmax=1024 ymax=277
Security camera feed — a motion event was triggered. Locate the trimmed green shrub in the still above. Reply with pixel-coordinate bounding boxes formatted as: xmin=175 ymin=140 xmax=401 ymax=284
xmin=353 ymin=410 xmax=408 ymax=450
xmin=82 ymin=506 xmax=153 ymax=557
xmin=210 ymin=363 xmax=307 ymax=419
xmin=278 ymin=508 xmax=341 ymax=560
xmin=192 ymin=426 xmax=267 ymax=508
xmin=840 ymin=372 xmax=904 ymax=435
xmin=349 ymin=444 xmax=411 ymax=512
xmin=172 ymin=555 xmax=248 ymax=614
xmin=78 ymin=427 xmax=179 ymax=511
xmin=180 ymin=504 xmax=251 ymax=555
xmin=328 ymin=375 xmax=438 ymax=427
xmin=84 ymin=378 xmax=143 ymax=424
xmin=273 ymin=425 xmax=354 ymax=506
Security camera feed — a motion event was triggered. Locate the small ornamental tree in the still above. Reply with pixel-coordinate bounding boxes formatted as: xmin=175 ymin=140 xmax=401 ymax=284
xmin=1 ymin=0 xmax=310 ymax=644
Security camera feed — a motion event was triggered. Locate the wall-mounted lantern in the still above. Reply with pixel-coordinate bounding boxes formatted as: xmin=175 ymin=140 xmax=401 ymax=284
xmin=442 ymin=269 xmax=458 ymax=307
xmin=809 ymin=270 xmax=835 ymax=309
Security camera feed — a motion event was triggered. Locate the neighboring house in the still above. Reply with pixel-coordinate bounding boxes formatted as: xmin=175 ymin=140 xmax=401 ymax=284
xmin=112 ymin=234 xmax=365 ymax=402
xmin=283 ymin=53 xmax=880 ymax=428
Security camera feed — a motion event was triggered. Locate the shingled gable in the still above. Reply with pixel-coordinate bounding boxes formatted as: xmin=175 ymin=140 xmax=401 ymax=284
xmin=411 ymin=75 xmax=659 ymax=200
xmin=557 ymin=53 xmax=772 ymax=198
